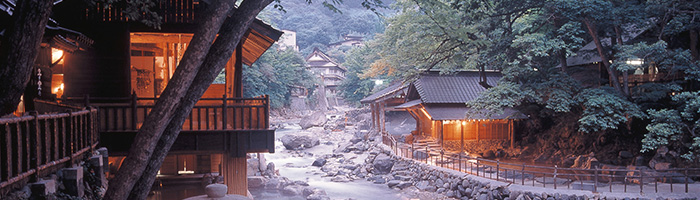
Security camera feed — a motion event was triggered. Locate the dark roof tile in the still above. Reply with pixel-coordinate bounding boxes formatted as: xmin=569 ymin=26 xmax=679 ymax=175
xmin=414 ymin=71 xmax=500 ymax=103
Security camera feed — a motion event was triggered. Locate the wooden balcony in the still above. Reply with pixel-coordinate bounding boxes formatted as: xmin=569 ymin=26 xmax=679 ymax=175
xmin=621 ymin=73 xmax=683 ymax=86
xmin=64 ymin=95 xmax=275 ymax=156
xmin=0 ymin=104 xmax=98 ymax=193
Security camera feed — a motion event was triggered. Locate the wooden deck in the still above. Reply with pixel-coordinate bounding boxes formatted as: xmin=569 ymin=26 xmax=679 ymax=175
xmin=66 ymin=95 xmax=276 ymax=156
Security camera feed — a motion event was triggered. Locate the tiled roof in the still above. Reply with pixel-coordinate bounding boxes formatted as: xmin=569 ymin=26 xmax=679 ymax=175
xmin=360 ymin=82 xmax=408 ymax=103
xmin=414 ymin=71 xmax=500 ymax=103
xmin=424 ymin=104 xmax=527 ymax=120
xmin=395 ymin=99 xmax=422 ymax=109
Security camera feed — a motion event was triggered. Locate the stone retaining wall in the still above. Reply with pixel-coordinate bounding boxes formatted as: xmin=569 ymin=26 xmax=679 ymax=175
xmin=360 ymin=145 xmax=683 ymax=200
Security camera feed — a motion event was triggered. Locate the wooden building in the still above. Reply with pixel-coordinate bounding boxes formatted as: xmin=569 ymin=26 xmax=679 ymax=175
xmin=395 ymin=71 xmax=526 ymax=148
xmin=360 ymin=81 xmax=408 ymax=133
xmin=3 ymin=0 xmax=285 ymax=197
xmin=328 ymin=34 xmax=364 ymax=48
xmin=306 ymin=48 xmax=347 ymax=97
xmin=560 ymin=28 xmax=686 ymax=88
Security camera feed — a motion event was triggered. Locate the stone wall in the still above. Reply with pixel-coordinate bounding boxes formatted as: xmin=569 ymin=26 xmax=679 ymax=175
xmin=359 ymin=146 xmax=614 ymax=200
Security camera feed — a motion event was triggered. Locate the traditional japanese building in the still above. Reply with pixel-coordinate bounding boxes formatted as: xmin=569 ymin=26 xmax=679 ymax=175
xmin=360 ymin=81 xmax=409 ymax=133
xmin=328 ymin=34 xmax=364 ymax=48
xmin=395 ymin=70 xmax=526 ymax=149
xmin=2 ymin=0 xmax=281 ymax=197
xmin=306 ymin=48 xmax=346 ymax=103
xmin=560 ymin=27 xmax=687 ymax=88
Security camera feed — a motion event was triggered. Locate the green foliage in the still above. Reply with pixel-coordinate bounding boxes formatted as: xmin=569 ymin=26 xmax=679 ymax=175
xmin=338 ymin=43 xmax=382 ymax=104
xmin=243 ymin=48 xmax=315 ymax=109
xmin=92 ymin=0 xmax=161 ymax=28
xmin=576 ymin=88 xmax=645 ymax=133
xmin=265 ymin=0 xmax=388 ymax=50
xmin=465 ymin=81 xmax=532 ymax=118
xmin=644 ymin=91 xmax=700 ymax=160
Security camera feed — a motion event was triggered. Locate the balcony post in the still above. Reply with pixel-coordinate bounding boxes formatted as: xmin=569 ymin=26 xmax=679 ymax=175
xmin=265 ymin=95 xmax=269 ymax=128
xmin=222 ymin=94 xmax=227 ymax=130
xmin=131 ymin=91 xmax=138 ymax=130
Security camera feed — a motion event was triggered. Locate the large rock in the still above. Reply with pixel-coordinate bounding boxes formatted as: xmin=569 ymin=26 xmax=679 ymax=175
xmin=248 ymin=176 xmax=266 ymax=188
xmin=280 ymin=132 xmax=320 ymax=150
xmin=372 ymin=154 xmax=395 ymax=174
xmin=300 ymin=112 xmax=327 ymax=129
xmin=205 ymin=184 xmax=228 ymax=198
xmin=312 ymin=158 xmax=327 ymax=167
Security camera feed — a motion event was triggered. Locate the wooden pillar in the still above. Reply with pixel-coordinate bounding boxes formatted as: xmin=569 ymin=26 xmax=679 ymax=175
xmin=222 ymin=156 xmax=248 ymax=196
xmin=234 ymin=43 xmax=243 ymax=98
xmin=372 ymin=103 xmax=377 ymax=130
xmin=476 ymin=120 xmax=480 ymax=142
xmin=460 ymin=121 xmax=465 ymax=153
xmin=439 ymin=120 xmax=444 ymax=148
xmin=379 ymin=102 xmax=385 ymax=132
xmin=509 ymin=120 xmax=514 ymax=148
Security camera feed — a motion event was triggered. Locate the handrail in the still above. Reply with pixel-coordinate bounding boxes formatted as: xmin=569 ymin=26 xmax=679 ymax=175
xmin=91 ymin=94 xmax=270 ymax=131
xmin=0 ymin=107 xmax=99 ymax=193
xmin=387 ymin=138 xmax=699 ymax=194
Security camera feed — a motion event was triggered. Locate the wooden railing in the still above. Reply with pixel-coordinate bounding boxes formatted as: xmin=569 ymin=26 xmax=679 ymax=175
xmin=0 ymin=108 xmax=99 ymax=193
xmin=87 ymin=0 xmax=199 ymax=24
xmin=72 ymin=94 xmax=270 ymax=132
xmin=382 ymin=131 xmax=700 ymax=194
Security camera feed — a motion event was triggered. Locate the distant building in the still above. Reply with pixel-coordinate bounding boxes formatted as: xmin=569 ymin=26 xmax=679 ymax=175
xmin=278 ymin=29 xmax=299 ymax=51
xmin=328 ymin=34 xmax=364 ymax=48
xmin=395 ymin=70 xmax=526 ymax=149
xmin=306 ymin=48 xmax=347 ymax=102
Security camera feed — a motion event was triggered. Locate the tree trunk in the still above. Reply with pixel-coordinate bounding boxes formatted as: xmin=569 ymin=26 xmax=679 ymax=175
xmin=582 ymin=17 xmax=623 ymax=95
xmin=614 ymin=26 xmax=630 ymax=97
xmin=126 ymin=1 xmax=273 ymax=199
xmin=0 ymin=0 xmax=54 ymax=116
xmin=559 ymin=49 xmax=568 ymax=72
xmin=690 ymin=29 xmax=698 ymax=61
xmin=103 ymin=1 xmax=236 ymax=199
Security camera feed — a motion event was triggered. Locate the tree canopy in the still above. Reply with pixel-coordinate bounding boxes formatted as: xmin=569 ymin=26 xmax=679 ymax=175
xmin=344 ymin=0 xmax=700 ymax=159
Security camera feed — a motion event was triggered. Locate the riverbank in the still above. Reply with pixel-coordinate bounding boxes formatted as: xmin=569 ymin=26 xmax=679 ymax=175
xmin=256 ymin=106 xmax=699 ymax=200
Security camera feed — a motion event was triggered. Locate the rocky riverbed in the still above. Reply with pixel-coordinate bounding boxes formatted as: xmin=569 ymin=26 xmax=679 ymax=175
xmin=246 ymin=107 xmax=454 ymax=200
xmin=247 ymin=107 xmax=700 ymax=200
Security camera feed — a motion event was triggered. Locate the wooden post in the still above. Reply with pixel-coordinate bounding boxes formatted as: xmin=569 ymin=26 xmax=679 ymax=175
xmin=476 ymin=121 xmax=480 ymax=142
xmin=264 ymin=95 xmax=269 ymax=128
xmin=222 ymin=94 xmax=227 ymax=130
xmin=234 ymin=43 xmax=243 ymax=98
xmin=84 ymin=94 xmax=90 ymax=108
xmin=131 ymin=91 xmax=138 ymax=130
xmin=29 ymin=111 xmax=39 ymax=182
xmin=509 ymin=120 xmax=514 ymax=148
xmin=222 ymin=156 xmax=248 ymax=196
xmin=460 ymin=121 xmax=464 ymax=171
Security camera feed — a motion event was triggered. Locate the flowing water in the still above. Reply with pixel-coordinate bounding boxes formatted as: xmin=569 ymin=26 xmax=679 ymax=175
xmin=250 ymin=124 xmax=407 ymax=200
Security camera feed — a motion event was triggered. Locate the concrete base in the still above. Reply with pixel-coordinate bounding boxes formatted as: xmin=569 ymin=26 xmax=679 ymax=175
xmin=62 ymin=167 xmax=84 ymax=197
xmin=29 ymin=179 xmax=57 ymax=200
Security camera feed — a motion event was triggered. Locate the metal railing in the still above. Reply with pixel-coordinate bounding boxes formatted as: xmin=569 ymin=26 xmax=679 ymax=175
xmin=0 ymin=108 xmax=99 ymax=193
xmin=382 ymin=131 xmax=699 ymax=194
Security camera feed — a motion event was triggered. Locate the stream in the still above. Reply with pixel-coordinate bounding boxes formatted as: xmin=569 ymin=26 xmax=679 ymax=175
xmin=250 ymin=124 xmax=406 ymax=200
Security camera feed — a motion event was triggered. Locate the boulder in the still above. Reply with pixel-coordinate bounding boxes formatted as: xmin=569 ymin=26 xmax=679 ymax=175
xmin=280 ymin=133 xmax=320 ymax=150
xmin=312 ymin=158 xmax=327 ymax=167
xmin=654 ymin=162 xmax=672 ymax=171
xmin=331 ymin=176 xmax=350 ymax=182
xmin=300 ymin=112 xmax=327 ymax=129
xmin=247 ymin=176 xmax=266 ymax=188
xmin=205 ymin=184 xmax=228 ymax=198
xmin=387 ymin=180 xmax=401 ymax=188
xmin=618 ymin=151 xmax=634 ymax=159
xmin=281 ymin=185 xmax=303 ymax=196
xmin=634 ymin=156 xmax=645 ymax=166
xmin=482 ymin=150 xmax=496 ymax=159
xmin=396 ymin=182 xmax=413 ymax=189
xmin=372 ymin=154 xmax=395 ymax=174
